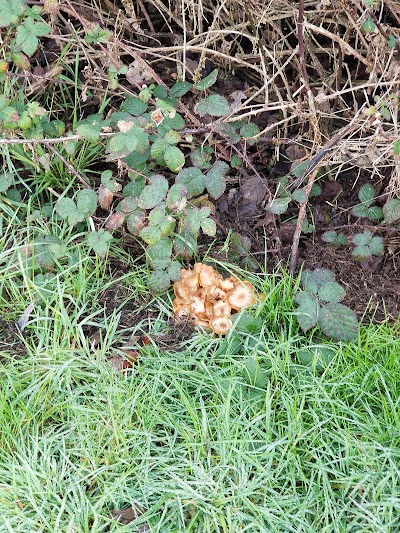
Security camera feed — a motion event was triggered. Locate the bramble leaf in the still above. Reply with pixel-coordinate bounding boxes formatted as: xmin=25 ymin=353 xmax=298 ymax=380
xmin=318 ymin=282 xmax=346 ymax=304
xmin=176 ymin=167 xmax=205 ymax=198
xmin=164 ymin=145 xmax=185 ymax=172
xmin=170 ymin=81 xmax=193 ymax=97
xmin=369 ymin=236 xmax=384 ymax=256
xmin=194 ymin=69 xmax=218 ymax=90
xmin=205 ymin=161 xmax=229 ymax=199
xmin=87 ymin=229 xmax=113 ymax=257
xmin=319 ymin=303 xmax=358 ymax=341
xmin=121 ymin=96 xmax=148 ymax=116
xmin=139 ymin=225 xmax=162 ymax=245
xmin=294 ymin=291 xmax=319 ymax=332
xmin=358 ymin=183 xmax=375 ymax=205
xmin=138 ymin=175 xmax=168 ymax=209
xmin=76 ymin=189 xmax=98 ymax=215
xmin=195 ymin=94 xmax=230 ymax=117
xmin=383 ymin=198 xmax=400 ymax=224
xmin=0 ymin=0 xmax=25 ymax=28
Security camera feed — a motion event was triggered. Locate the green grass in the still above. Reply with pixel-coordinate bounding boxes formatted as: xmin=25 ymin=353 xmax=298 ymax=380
xmin=0 ymin=219 xmax=399 ymax=531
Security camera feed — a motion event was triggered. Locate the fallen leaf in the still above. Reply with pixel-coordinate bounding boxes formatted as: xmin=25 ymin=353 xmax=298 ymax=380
xmin=240 ymin=175 xmax=268 ymax=206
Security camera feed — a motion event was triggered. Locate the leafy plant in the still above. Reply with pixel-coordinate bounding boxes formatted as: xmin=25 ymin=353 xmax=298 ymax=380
xmin=351 ymin=230 xmax=384 ymax=261
xmin=351 ymin=183 xmax=383 ymax=221
xmin=294 ymin=268 xmax=359 ymax=341
xmin=321 ymin=230 xmax=347 ymax=248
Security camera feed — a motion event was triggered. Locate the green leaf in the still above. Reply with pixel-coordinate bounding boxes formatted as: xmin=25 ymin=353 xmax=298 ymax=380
xmin=84 ymin=24 xmax=111 ymax=44
xmin=352 ymin=230 xmax=372 ymax=246
xmin=126 ymin=210 xmax=146 ymax=235
xmin=76 ymin=189 xmax=98 ymax=215
xmin=351 ymin=204 xmax=370 ymax=218
xmin=164 ymin=129 xmax=181 ymax=145
xmin=148 ymin=203 xmax=166 ymax=226
xmin=164 ymin=145 xmax=185 ymax=172
xmin=358 ymin=183 xmax=375 ymax=205
xmin=216 ymin=122 xmax=241 ymax=143
xmin=121 ymin=96 xmax=148 ymax=116
xmin=167 ymin=260 xmax=182 ymax=282
xmin=101 ymin=170 xmax=121 ymax=193
xmin=148 ymin=270 xmax=171 ymax=294
xmin=195 ymin=94 xmax=230 ymax=117
xmin=235 ymin=313 xmax=263 ymax=334
xmin=294 ymin=291 xmax=320 ymax=332
xmin=362 ymin=18 xmax=376 ymax=33
xmin=321 ymin=230 xmax=346 ymax=248
xmin=388 ymin=35 xmax=396 ymax=49
xmin=146 ymin=236 xmax=172 ymax=263
xmin=0 ymin=0 xmax=25 ymax=28
xmin=125 ymin=127 xmax=149 ymax=154
xmin=124 ymin=150 xmax=150 ymax=170
xmin=139 ymin=225 xmax=162 ymax=245
xmin=243 ymin=357 xmax=269 ymax=389
xmin=16 ymin=18 xmax=50 ymax=57
xmin=297 ymin=346 xmax=335 ymax=370
xmin=200 ymin=217 xmax=216 ymax=236
xmin=366 ymin=205 xmax=383 ymax=221
xmin=301 ymin=268 xmax=336 ymax=295
xmin=87 ymin=229 xmax=113 ymax=257
xmin=55 ymin=197 xmax=76 ymax=219
xmin=267 ymin=197 xmax=290 ymax=215
xmin=291 ymin=188 xmax=308 ymax=204
xmin=77 ymin=123 xmax=101 ymax=143
xmin=383 ymin=198 xmax=400 ymax=224
xmin=352 ymin=245 xmax=372 ymax=260
xmin=138 ymin=175 xmax=168 ymax=209
xmin=161 ymin=113 xmax=185 ymax=131
xmin=176 ymin=167 xmax=205 ymax=198
xmin=190 ymin=146 xmax=213 ymax=169
xmin=150 ymin=137 xmax=168 ymax=164
xmin=194 ymin=69 xmax=218 ymax=90
xmin=174 ymin=229 xmax=197 ymax=258
xmin=319 ymin=303 xmax=358 ymax=341
xmin=166 ymin=183 xmax=187 ymax=210
xmin=318 ymin=282 xmax=346 ymax=304
xmin=170 ymin=81 xmax=193 ymax=97
xmin=205 ymin=161 xmax=229 ymax=199
xmin=239 ymin=123 xmax=260 ymax=146
xmin=152 ymin=85 xmax=168 ymax=99
xmin=0 ymin=172 xmax=14 ymax=193
xmin=369 ymin=236 xmax=384 ymax=256
xmin=159 ymin=216 xmax=175 ymax=236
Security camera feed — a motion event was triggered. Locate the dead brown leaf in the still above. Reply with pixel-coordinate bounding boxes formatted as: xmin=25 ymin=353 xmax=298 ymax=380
xmin=240 ymin=175 xmax=268 ymax=206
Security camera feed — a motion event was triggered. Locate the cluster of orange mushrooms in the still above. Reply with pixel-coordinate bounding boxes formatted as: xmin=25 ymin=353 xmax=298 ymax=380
xmin=173 ymin=263 xmax=258 ymax=335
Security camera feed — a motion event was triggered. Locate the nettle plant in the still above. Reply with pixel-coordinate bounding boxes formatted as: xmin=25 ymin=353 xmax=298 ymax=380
xmin=351 ymin=230 xmax=384 ymax=261
xmin=0 ymin=0 xmax=50 ymax=75
xmin=294 ymin=268 xmax=358 ymax=341
xmin=351 ymin=183 xmax=383 ymax=221
xmin=55 ymin=72 xmax=262 ymax=292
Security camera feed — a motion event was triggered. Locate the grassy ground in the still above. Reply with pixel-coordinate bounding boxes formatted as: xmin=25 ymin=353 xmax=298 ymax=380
xmin=1 ymin=218 xmax=400 ymax=532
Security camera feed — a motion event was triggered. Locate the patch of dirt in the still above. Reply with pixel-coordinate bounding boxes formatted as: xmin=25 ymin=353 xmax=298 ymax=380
xmin=0 ymin=318 xmax=27 ymax=361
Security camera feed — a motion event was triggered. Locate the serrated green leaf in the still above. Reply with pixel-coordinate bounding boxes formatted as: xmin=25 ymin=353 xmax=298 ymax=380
xmin=167 ymin=260 xmax=182 ymax=281
xmin=138 ymin=175 xmax=168 ymax=209
xmin=139 ymin=225 xmax=162 ymax=245
xmin=205 ymin=161 xmax=229 ymax=199
xmin=194 ymin=69 xmax=218 ymax=90
xmin=76 ymin=189 xmax=98 ymax=215
xmin=77 ymin=123 xmax=101 ymax=143
xmin=164 ymin=145 xmax=185 ymax=172
xmin=148 ymin=203 xmax=166 ymax=226
xmin=358 ymin=183 xmax=375 ymax=204
xmin=166 ymin=183 xmax=187 ymax=210
xmin=150 ymin=137 xmax=168 ymax=163
xmin=159 ymin=216 xmax=175 ymax=236
xmin=148 ymin=270 xmax=171 ymax=293
xmin=267 ymin=197 xmax=290 ymax=215
xmin=126 ymin=210 xmax=146 ymax=235
xmin=216 ymin=122 xmax=241 ymax=143
xmin=87 ymin=229 xmax=113 ymax=257
xmin=121 ymin=96 xmax=148 ymax=116
xmin=295 ymin=292 xmax=320 ymax=332
xmin=146 ymin=236 xmax=172 ymax=263
xmin=388 ymin=35 xmax=396 ymax=49
xmin=352 ymin=245 xmax=372 ymax=260
xmin=190 ymin=146 xmax=213 ymax=169
xmin=351 ymin=204 xmax=370 ymax=218
xmin=301 ymin=269 xmax=336 ymax=294
xmin=369 ymin=236 xmax=384 ymax=256
xmin=291 ymin=188 xmax=308 ymax=203
xmin=195 ymin=94 xmax=230 ymax=117
xmin=366 ymin=205 xmax=383 ymax=221
xmin=352 ymin=230 xmax=372 ymax=246
xmin=383 ymin=198 xmax=400 ymax=224
xmin=319 ymin=303 xmax=358 ymax=341
xmin=125 ymin=127 xmax=149 ymax=154
xmin=318 ymin=282 xmax=346 ymax=304
xmin=176 ymin=167 xmax=205 ymax=198
xmin=15 ymin=17 xmax=50 ymax=57
xmin=174 ymin=228 xmax=197 ymax=258
xmin=200 ymin=217 xmax=216 ymax=236
xmin=55 ymin=197 xmax=76 ymax=219
xmin=243 ymin=357 xmax=269 ymax=389
xmin=152 ymin=85 xmax=168 ymax=99
xmin=170 ymin=81 xmax=193 ymax=97
xmin=362 ymin=18 xmax=376 ymax=33
xmin=240 ymin=123 xmax=260 ymax=146
xmin=101 ymin=170 xmax=121 ymax=193
xmin=164 ymin=129 xmax=181 ymax=145
xmin=161 ymin=113 xmax=186 ymax=131
xmin=0 ymin=0 xmax=25 ymax=28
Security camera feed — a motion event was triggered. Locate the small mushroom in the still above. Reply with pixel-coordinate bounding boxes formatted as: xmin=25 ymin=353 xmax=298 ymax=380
xmin=205 ymin=299 xmax=231 ymax=318
xmin=228 ymin=281 xmax=256 ymax=310
xmin=210 ymin=315 xmax=232 ymax=335
xmin=194 ymin=263 xmax=222 ymax=288
xmin=218 ymin=277 xmax=235 ymax=292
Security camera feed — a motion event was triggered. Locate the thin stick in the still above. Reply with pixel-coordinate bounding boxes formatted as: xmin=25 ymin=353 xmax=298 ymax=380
xmin=289 ymin=168 xmax=318 ymax=274
xmin=46 ymin=144 xmax=91 ymax=188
